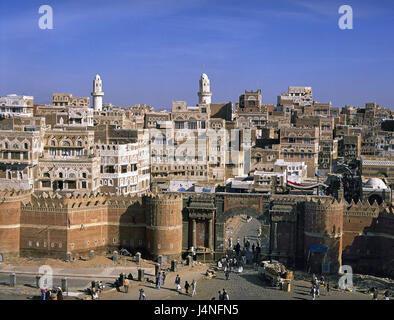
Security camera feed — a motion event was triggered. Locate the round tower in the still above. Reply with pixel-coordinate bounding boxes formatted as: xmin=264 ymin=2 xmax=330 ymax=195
xmin=198 ymin=73 xmax=212 ymax=104
xmin=0 ymin=190 xmax=31 ymax=260
xmin=304 ymin=196 xmax=343 ymax=274
xmin=91 ymin=74 xmax=104 ymax=111
xmin=145 ymin=193 xmax=183 ymax=260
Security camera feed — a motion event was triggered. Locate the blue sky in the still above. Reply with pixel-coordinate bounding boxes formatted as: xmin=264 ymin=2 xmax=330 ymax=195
xmin=1 ymin=0 xmax=394 ymax=109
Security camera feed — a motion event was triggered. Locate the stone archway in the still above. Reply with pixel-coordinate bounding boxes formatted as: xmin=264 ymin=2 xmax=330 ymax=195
xmin=216 ymin=206 xmax=268 ymax=224
xmin=214 ymin=206 xmax=271 ymax=259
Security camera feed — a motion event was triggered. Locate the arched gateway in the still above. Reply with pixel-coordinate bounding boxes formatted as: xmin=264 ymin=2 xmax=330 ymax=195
xmin=183 ymin=193 xmax=272 ymax=259
xmin=214 ymin=194 xmax=271 ymax=259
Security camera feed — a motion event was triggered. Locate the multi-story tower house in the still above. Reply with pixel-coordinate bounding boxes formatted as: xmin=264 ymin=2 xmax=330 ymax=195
xmin=0 ymin=94 xmax=34 ymax=119
xmin=295 ymin=116 xmax=336 ymax=174
xmin=280 ymin=127 xmax=319 ymax=178
xmin=172 ymin=101 xmax=210 ymax=130
xmin=235 ymin=90 xmax=267 ymax=129
xmin=34 ymin=103 xmax=94 ymax=127
xmin=52 ymin=93 xmax=90 ymax=107
xmin=93 ymin=125 xmax=150 ymax=195
xmin=144 ymin=110 xmax=171 ymax=129
xmin=0 ymin=117 xmax=46 ymax=190
xmin=318 ymin=139 xmax=338 ymax=174
xmin=36 ymin=128 xmax=100 ymax=193
xmin=338 ymin=135 xmax=361 ymax=163
xmin=287 ymin=86 xmax=313 ymax=106
xmin=93 ymin=110 xmax=134 ymax=129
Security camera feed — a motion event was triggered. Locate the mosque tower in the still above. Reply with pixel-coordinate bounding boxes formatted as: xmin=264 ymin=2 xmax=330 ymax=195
xmin=91 ymin=74 xmax=104 ymax=111
xmin=198 ymin=73 xmax=212 ymax=104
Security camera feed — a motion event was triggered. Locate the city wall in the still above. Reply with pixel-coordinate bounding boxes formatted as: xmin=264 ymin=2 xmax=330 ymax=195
xmin=0 ymin=190 xmax=393 ymax=277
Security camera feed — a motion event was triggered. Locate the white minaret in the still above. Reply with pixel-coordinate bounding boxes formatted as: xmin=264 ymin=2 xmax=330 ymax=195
xmin=91 ymin=74 xmax=104 ymax=111
xmin=198 ymin=73 xmax=212 ymax=104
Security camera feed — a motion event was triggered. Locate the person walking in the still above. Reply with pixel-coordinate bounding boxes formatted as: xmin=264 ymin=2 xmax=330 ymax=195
xmin=175 ymin=274 xmax=181 ymax=293
xmin=320 ymin=275 xmax=325 ymax=286
xmin=218 ymin=290 xmax=223 ymax=300
xmin=223 ymin=289 xmax=229 ymax=300
xmin=384 ymin=289 xmax=390 ymax=300
xmin=184 ymin=281 xmax=190 ymax=295
xmin=372 ymin=287 xmax=378 ymax=300
xmin=139 ymin=288 xmax=146 ymax=300
xmin=41 ymin=287 xmax=47 ymax=300
xmin=157 ymin=272 xmax=163 ymax=290
xmin=311 ymin=285 xmax=316 ymax=300
xmin=191 ymin=279 xmax=197 ymax=297
xmin=162 ymin=271 xmax=167 ymax=285
xmin=124 ymin=278 xmax=129 ymax=293
xmin=57 ymin=288 xmax=63 ymax=300
xmin=326 ymin=282 xmax=330 ymax=295
xmin=225 ymin=270 xmax=230 ymax=280
xmin=316 ymin=283 xmax=320 ymax=298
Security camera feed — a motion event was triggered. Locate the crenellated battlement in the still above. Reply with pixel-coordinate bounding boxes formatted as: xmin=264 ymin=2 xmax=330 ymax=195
xmin=0 ymin=188 xmax=32 ymax=204
xmin=343 ymin=199 xmax=387 ymax=217
xmin=305 ymin=195 xmax=344 ymax=208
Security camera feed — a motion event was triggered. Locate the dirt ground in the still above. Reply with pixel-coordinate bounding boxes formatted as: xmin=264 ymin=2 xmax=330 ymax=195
xmin=4 ymin=254 xmax=156 ymax=269
xmin=293 ymin=270 xmax=393 ymax=294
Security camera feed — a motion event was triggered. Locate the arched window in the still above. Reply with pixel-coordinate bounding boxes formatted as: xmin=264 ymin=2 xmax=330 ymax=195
xmin=62 ymin=141 xmax=71 ymax=147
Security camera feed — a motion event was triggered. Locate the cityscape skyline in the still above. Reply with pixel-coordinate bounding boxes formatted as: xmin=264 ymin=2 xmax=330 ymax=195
xmin=1 ymin=0 xmax=394 ymax=109
xmin=1 ymin=0 xmax=394 ymax=305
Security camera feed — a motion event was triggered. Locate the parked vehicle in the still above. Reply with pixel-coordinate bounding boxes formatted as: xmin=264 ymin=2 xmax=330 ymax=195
xmin=258 ymin=261 xmax=292 ymax=287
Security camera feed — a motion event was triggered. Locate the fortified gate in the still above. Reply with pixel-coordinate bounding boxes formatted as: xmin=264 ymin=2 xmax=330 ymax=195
xmin=182 ymin=192 xmax=305 ymax=267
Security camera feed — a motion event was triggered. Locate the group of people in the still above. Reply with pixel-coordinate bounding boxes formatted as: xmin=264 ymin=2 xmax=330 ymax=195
xmin=219 ymin=256 xmax=243 ymax=276
xmin=114 ymin=273 xmax=134 ymax=294
xmin=231 ymin=239 xmax=261 ymax=266
xmin=219 ymin=239 xmax=257 ymax=275
xmin=215 ymin=289 xmax=229 ymax=300
xmin=310 ymin=274 xmax=328 ymax=300
xmin=175 ymin=275 xmax=197 ymax=296
xmin=156 ymin=272 xmax=197 ymax=297
xmin=40 ymin=287 xmax=64 ymax=300
xmin=90 ymin=280 xmax=105 ymax=299
xmin=369 ymin=287 xmax=391 ymax=300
